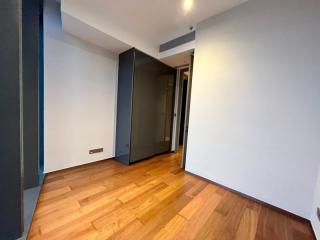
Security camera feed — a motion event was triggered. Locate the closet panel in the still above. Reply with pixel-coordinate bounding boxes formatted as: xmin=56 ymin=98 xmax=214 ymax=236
xmin=115 ymin=50 xmax=135 ymax=164
xmin=0 ymin=1 xmax=23 ymax=238
xmin=115 ymin=48 xmax=175 ymax=164
xmin=130 ymin=50 xmax=157 ymax=162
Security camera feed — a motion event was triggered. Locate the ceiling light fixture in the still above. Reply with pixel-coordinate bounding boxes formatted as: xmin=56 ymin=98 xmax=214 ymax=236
xmin=183 ymin=0 xmax=194 ymax=13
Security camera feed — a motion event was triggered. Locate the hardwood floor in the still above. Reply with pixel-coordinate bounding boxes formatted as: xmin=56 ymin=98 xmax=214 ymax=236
xmin=29 ymin=150 xmax=315 ymax=240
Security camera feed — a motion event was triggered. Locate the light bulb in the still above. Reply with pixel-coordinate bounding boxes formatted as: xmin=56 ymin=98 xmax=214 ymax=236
xmin=183 ymin=0 xmax=194 ymax=13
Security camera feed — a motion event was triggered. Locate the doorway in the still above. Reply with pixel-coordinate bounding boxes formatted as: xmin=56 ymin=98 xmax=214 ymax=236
xmin=179 ymin=74 xmax=188 ymax=146
xmin=170 ymin=53 xmax=194 ymax=169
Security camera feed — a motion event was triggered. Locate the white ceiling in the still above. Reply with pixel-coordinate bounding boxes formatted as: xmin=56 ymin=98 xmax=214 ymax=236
xmin=62 ymin=13 xmax=131 ymax=54
xmin=160 ymin=50 xmax=193 ymax=67
xmin=63 ymin=0 xmax=247 ymax=44
xmin=61 ymin=0 xmax=247 ymax=63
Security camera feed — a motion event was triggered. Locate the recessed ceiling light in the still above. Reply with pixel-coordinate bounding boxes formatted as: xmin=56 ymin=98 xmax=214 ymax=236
xmin=183 ymin=0 xmax=194 ymax=13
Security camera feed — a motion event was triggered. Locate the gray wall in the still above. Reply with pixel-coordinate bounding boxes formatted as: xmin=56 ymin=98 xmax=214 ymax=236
xmin=0 ymin=1 xmax=23 ymax=239
xmin=186 ymin=0 xmax=320 ymax=220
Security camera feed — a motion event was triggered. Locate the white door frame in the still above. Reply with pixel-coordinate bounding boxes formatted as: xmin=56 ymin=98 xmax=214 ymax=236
xmin=171 ymin=66 xmax=190 ymax=153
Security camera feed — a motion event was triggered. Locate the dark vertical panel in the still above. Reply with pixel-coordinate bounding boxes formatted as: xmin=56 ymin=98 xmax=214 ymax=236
xmin=0 ymin=0 xmax=23 ymax=239
xmin=23 ymin=0 xmax=40 ymax=189
xmin=179 ymin=79 xmax=188 ymax=145
xmin=39 ymin=0 xmax=44 ymax=173
xmin=130 ymin=49 xmax=175 ymax=162
xmin=115 ymin=49 xmax=135 ymax=164
xmin=116 ymin=48 xmax=175 ymax=164
xmin=131 ymin=51 xmax=157 ymax=161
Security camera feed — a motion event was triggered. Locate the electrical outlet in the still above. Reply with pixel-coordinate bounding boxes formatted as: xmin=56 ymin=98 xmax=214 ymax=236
xmin=89 ymin=148 xmax=103 ymax=154
xmin=317 ymin=208 xmax=320 ymax=222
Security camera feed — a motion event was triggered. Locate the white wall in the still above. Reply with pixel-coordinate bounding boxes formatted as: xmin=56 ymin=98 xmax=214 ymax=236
xmin=44 ymin=0 xmax=118 ymax=173
xmin=186 ymin=0 xmax=320 ymax=219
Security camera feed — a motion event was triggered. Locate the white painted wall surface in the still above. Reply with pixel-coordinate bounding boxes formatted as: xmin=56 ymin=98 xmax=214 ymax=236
xmin=44 ymin=0 xmax=118 ymax=173
xmin=311 ymin=167 xmax=320 ymax=238
xmin=186 ymin=0 xmax=320 ymax=219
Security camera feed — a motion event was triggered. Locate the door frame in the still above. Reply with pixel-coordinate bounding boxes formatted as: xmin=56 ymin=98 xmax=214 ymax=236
xmin=181 ymin=54 xmax=194 ymax=169
xmin=170 ymin=54 xmax=194 ymax=169
xmin=171 ymin=66 xmax=189 ymax=153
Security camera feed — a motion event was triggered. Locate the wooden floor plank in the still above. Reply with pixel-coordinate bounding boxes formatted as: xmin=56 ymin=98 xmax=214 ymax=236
xmin=179 ymin=184 xmax=217 ymax=220
xmin=152 ymin=215 xmax=187 ymax=240
xmin=28 ymin=149 xmax=315 ymax=240
xmin=175 ymin=191 xmax=223 ymax=239
xmin=236 ymin=207 xmax=261 ymax=240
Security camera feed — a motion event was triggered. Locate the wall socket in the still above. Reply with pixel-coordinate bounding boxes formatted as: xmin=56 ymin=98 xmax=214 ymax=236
xmin=89 ymin=148 xmax=104 ymax=154
xmin=317 ymin=208 xmax=320 ymax=222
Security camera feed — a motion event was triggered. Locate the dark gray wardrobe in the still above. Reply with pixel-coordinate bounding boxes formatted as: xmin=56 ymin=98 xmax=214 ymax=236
xmin=0 ymin=1 xmax=43 ymax=238
xmin=116 ymin=48 xmax=176 ymax=164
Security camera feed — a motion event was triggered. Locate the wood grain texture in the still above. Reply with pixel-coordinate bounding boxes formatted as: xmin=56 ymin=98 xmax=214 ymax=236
xmin=28 ymin=150 xmax=315 ymax=240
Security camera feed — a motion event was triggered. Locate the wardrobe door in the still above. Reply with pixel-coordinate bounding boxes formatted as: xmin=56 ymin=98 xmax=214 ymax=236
xmin=130 ymin=50 xmax=157 ymax=162
xmin=130 ymin=49 xmax=175 ymax=162
xmin=115 ymin=49 xmax=135 ymax=164
xmin=0 ymin=1 xmax=23 ymax=238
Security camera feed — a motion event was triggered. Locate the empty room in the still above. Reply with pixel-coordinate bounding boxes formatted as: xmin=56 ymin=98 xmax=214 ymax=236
xmin=1 ymin=0 xmax=320 ymax=239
